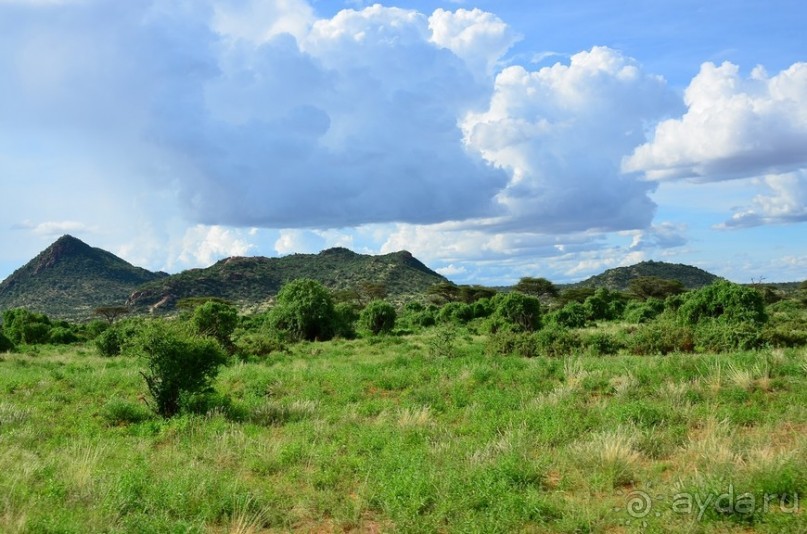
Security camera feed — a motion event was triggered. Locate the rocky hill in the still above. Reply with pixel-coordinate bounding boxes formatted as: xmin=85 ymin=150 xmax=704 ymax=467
xmin=126 ymin=247 xmax=447 ymax=312
xmin=0 ymin=235 xmax=167 ymax=320
xmin=575 ymin=260 xmax=719 ymax=290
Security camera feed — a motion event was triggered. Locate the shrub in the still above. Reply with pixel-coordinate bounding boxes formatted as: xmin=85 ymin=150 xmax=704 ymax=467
xmin=360 ymin=300 xmax=397 ymax=335
xmin=268 ymin=279 xmax=336 ymax=342
xmin=623 ymin=298 xmax=665 ymax=324
xmin=678 ymin=280 xmax=767 ymax=326
xmin=583 ymin=288 xmax=627 ymax=321
xmin=487 ymin=328 xmax=538 ymax=358
xmin=191 ymin=300 xmax=238 ymax=349
xmin=0 ymin=331 xmax=14 ymax=353
xmin=438 ymin=302 xmax=474 ymax=324
xmin=549 ymin=302 xmax=588 ymax=328
xmin=49 ymin=326 xmax=79 ymax=345
xmin=471 ymin=297 xmax=495 ymax=319
xmin=492 ymin=292 xmax=542 ymax=332
xmin=583 ymin=332 xmax=624 ymax=356
xmin=1 ymin=309 xmax=52 ymax=345
xmin=333 ymin=302 xmax=359 ymax=339
xmin=694 ymin=319 xmax=763 ymax=352
xmin=233 ymin=331 xmax=286 ymax=359
xmin=131 ymin=322 xmax=227 ymax=418
xmin=534 ymin=326 xmax=582 ymax=358
xmin=627 ymin=319 xmax=694 ymax=355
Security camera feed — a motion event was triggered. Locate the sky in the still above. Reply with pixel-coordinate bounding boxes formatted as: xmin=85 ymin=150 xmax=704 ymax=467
xmin=0 ymin=0 xmax=805 ymax=286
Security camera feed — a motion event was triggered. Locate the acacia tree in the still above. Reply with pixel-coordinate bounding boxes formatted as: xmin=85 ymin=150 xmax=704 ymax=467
xmin=268 ymin=279 xmax=337 ymax=342
xmin=94 ymin=306 xmax=130 ymax=324
xmin=514 ymin=277 xmax=559 ymax=299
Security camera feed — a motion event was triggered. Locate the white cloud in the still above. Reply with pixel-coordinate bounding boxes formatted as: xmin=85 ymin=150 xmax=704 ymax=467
xmin=721 ymin=170 xmax=807 ymax=228
xmin=274 ymin=229 xmax=325 ymax=255
xmin=436 ymin=264 xmax=466 ymax=277
xmin=428 ymin=8 xmax=519 ymax=76
xmin=212 ymin=0 xmax=314 ymax=43
xmin=625 ymin=222 xmax=688 ymax=250
xmin=178 ymin=225 xmax=256 ymax=266
xmin=624 ymin=61 xmax=807 ymax=181
xmin=461 ymin=46 xmax=678 ymax=233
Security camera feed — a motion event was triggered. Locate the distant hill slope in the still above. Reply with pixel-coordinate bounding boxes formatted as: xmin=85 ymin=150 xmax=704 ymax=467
xmin=127 ymin=247 xmax=447 ymax=312
xmin=575 ymin=260 xmax=720 ymax=290
xmin=0 ymin=235 xmax=167 ymax=320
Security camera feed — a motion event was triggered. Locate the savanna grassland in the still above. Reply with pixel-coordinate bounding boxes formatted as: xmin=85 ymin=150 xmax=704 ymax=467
xmin=1 ymin=333 xmax=806 ymax=533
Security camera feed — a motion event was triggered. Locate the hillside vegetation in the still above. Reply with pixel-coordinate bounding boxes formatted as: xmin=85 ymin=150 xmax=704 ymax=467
xmin=0 ymin=235 xmax=165 ymax=320
xmin=575 ymin=260 xmax=719 ymax=290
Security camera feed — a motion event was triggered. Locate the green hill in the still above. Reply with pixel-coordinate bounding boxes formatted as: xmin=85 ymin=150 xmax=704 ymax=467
xmin=574 ymin=260 xmax=719 ymax=290
xmin=126 ymin=247 xmax=447 ymax=312
xmin=0 ymin=235 xmax=167 ymax=320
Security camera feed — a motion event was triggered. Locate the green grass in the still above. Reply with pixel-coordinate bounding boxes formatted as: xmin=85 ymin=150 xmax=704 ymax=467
xmin=1 ymin=338 xmax=806 ymax=532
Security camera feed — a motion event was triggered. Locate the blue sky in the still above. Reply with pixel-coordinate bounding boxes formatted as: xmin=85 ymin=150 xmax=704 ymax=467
xmin=0 ymin=0 xmax=805 ymax=285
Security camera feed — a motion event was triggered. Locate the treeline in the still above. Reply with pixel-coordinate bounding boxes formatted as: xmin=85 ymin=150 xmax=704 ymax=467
xmin=0 ymin=276 xmax=805 ymax=420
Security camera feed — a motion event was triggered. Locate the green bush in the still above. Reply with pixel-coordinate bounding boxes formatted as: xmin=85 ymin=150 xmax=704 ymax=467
xmin=488 ymin=328 xmax=538 ymax=358
xmin=694 ymin=319 xmax=763 ymax=352
xmin=268 ymin=279 xmax=336 ymax=342
xmin=191 ymin=300 xmax=238 ymax=349
xmin=583 ymin=288 xmax=627 ymax=321
xmin=48 ymin=326 xmax=79 ymax=345
xmin=359 ymin=300 xmax=397 ymax=335
xmin=492 ymin=292 xmax=542 ymax=332
xmin=131 ymin=322 xmax=227 ymax=418
xmin=534 ymin=326 xmax=581 ymax=357
xmin=678 ymin=280 xmax=767 ymax=325
xmin=0 ymin=331 xmax=14 ymax=352
xmin=623 ymin=298 xmax=665 ymax=324
xmin=95 ymin=327 xmax=125 ymax=357
xmin=333 ymin=302 xmax=358 ymax=339
xmin=438 ymin=302 xmax=474 ymax=324
xmin=582 ymin=332 xmax=624 ymax=356
xmin=1 ymin=309 xmax=52 ymax=345
xmin=549 ymin=302 xmax=588 ymax=328
xmin=627 ymin=319 xmax=694 ymax=355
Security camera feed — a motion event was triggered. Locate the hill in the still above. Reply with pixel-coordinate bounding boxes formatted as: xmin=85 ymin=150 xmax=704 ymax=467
xmin=574 ymin=260 xmax=719 ymax=290
xmin=0 ymin=235 xmax=167 ymax=320
xmin=126 ymin=247 xmax=446 ymax=312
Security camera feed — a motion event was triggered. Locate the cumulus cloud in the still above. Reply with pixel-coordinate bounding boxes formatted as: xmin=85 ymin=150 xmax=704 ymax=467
xmin=178 ymin=225 xmax=256 ymax=266
xmin=720 ymin=171 xmax=807 ymax=228
xmin=428 ymin=8 xmax=519 ymax=76
xmin=625 ymin=222 xmax=688 ymax=250
xmin=624 ymin=61 xmax=807 ymax=181
xmin=461 ymin=46 xmax=679 ymax=233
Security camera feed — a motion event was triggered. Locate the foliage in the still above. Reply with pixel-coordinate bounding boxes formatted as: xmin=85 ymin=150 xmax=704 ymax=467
xmin=623 ymin=297 xmax=665 ymax=324
xmin=693 ymin=319 xmax=763 ymax=352
xmin=192 ymin=300 xmax=239 ymax=349
xmin=487 ymin=328 xmax=538 ymax=358
xmin=93 ymin=306 xmax=130 ymax=324
xmin=0 ymin=235 xmax=165 ymax=321
xmin=576 ymin=260 xmax=718 ymax=291
xmin=491 ymin=292 xmax=542 ymax=332
xmin=1 ymin=308 xmax=52 ymax=345
xmin=95 ymin=327 xmax=126 ymax=357
xmin=101 ymin=398 xmax=152 ymax=426
xmin=0 ymin=331 xmax=14 ymax=352
xmin=627 ymin=319 xmax=694 ymax=355
xmin=514 ymin=277 xmax=558 ymax=298
xmin=678 ymin=280 xmax=767 ymax=326
xmin=458 ymin=285 xmax=497 ymax=304
xmin=131 ymin=322 xmax=227 ymax=418
xmin=438 ymin=302 xmax=475 ymax=324
xmin=628 ymin=276 xmax=685 ymax=300
xmin=583 ymin=288 xmax=626 ymax=321
xmin=268 ymin=279 xmax=337 ymax=342
xmin=48 ymin=326 xmax=79 ymax=345
xmin=130 ymin=248 xmax=445 ymax=312
xmin=333 ymin=302 xmax=359 ymax=339
xmin=557 ymin=287 xmax=596 ymax=306
xmin=582 ymin=332 xmax=624 ymax=356
xmin=534 ymin=326 xmax=582 ymax=357
xmin=359 ymin=300 xmax=397 ymax=335
xmin=548 ymin=302 xmax=588 ymax=329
